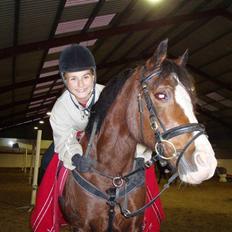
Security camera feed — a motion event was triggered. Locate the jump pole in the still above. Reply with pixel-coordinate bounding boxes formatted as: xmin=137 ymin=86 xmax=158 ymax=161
xmin=24 ymin=146 xmax=28 ymax=173
xmin=29 ymin=144 xmax=35 ymax=184
xmin=30 ymin=129 xmax=42 ymax=207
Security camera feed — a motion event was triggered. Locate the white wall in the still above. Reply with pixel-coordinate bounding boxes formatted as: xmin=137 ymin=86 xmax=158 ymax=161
xmin=0 ymin=138 xmax=52 ymax=154
xmin=0 ymin=139 xmax=52 ymax=168
xmin=0 ymin=154 xmax=42 ymax=168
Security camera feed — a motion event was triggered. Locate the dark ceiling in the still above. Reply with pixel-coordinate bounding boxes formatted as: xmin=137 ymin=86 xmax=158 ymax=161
xmin=0 ymin=0 xmax=231 ymax=158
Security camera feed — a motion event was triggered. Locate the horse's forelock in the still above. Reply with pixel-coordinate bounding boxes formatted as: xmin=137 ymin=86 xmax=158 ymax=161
xmin=144 ymin=58 xmax=196 ymax=107
xmin=160 ymin=59 xmax=196 ymax=101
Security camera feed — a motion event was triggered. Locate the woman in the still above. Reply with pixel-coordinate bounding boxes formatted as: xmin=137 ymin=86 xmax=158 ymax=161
xmin=31 ymin=44 xmax=164 ymax=232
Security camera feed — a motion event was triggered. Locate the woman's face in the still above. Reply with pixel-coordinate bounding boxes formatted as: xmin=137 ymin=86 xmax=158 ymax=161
xmin=64 ymin=69 xmax=94 ymax=104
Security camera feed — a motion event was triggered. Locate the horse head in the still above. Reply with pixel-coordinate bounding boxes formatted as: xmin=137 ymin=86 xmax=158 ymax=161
xmin=130 ymin=39 xmax=217 ymax=184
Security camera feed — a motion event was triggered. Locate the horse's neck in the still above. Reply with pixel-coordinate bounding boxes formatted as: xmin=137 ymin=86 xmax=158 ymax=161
xmin=93 ymin=78 xmax=138 ymax=174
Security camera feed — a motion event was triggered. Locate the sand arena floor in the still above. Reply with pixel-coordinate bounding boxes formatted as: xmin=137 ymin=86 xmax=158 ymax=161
xmin=0 ymin=168 xmax=231 ymax=232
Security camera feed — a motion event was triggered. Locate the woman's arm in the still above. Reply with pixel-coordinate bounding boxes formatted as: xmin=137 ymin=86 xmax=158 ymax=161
xmin=50 ymin=100 xmax=83 ymax=170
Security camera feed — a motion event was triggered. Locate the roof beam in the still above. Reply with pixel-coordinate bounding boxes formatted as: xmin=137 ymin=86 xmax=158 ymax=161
xmin=0 ymin=113 xmax=49 ymax=131
xmin=221 ymin=9 xmax=232 ymax=21
xmin=198 ymin=50 xmax=232 ymax=69
xmin=92 ymin=0 xmax=140 ymax=53
xmin=82 ymin=0 xmax=105 ymax=33
xmin=0 ymin=104 xmax=53 ymax=122
xmin=11 ymin=0 xmax=20 ymax=110
xmin=197 ymin=106 xmax=232 ymax=131
xmin=0 ymin=85 xmax=64 ymax=123
xmin=0 ymin=92 xmax=59 ymax=111
xmin=0 ymin=74 xmax=59 ymax=95
xmin=0 ymin=8 xmax=225 ymax=60
xmin=188 ymin=65 xmax=232 ymax=91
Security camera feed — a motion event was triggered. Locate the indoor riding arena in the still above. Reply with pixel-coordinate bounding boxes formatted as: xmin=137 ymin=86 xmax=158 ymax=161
xmin=0 ymin=1 xmax=232 ymax=232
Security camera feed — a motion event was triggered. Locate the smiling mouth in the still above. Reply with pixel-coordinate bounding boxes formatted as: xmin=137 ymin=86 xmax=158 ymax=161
xmin=76 ymin=89 xmax=86 ymax=93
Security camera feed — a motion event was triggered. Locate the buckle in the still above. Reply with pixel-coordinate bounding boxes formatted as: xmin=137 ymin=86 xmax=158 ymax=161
xmin=112 ymin=176 xmax=124 ymax=188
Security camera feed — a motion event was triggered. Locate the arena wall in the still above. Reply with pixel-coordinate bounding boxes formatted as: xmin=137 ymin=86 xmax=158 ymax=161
xmin=217 ymin=159 xmax=232 ymax=174
xmin=0 ymin=154 xmax=41 ymax=168
xmin=0 ymin=153 xmax=231 ymax=174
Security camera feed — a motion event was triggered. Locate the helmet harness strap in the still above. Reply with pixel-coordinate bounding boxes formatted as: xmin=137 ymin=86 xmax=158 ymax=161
xmin=69 ymin=90 xmax=95 ymax=117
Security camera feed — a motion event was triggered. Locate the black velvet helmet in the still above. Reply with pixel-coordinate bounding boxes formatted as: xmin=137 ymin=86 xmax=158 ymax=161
xmin=59 ymin=44 xmax=96 ymax=73
xmin=59 ymin=44 xmax=97 ymax=105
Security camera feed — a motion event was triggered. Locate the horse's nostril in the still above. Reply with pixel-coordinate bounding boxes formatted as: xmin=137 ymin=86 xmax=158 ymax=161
xmin=194 ymin=153 xmax=206 ymax=167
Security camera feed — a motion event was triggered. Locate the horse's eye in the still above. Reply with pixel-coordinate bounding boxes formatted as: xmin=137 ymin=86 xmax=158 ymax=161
xmin=154 ymin=92 xmax=168 ymax=101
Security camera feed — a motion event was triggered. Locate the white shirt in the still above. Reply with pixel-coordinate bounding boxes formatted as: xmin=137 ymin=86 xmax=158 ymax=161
xmin=50 ymin=84 xmax=104 ymax=169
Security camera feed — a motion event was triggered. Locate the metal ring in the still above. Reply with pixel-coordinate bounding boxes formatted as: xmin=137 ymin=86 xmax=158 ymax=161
xmin=122 ymin=209 xmax=131 ymax=218
xmin=145 ymin=159 xmax=153 ymax=168
xmin=150 ymin=121 xmax=158 ymax=131
xmin=149 ymin=115 xmax=158 ymax=130
xmin=112 ymin=176 xmax=124 ymax=188
xmin=155 ymin=139 xmax=177 ymax=160
xmin=142 ymin=82 xmax=147 ymax=89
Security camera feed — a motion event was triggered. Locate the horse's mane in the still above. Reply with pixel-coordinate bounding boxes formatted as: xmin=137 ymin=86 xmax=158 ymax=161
xmin=85 ymin=69 xmax=134 ymax=137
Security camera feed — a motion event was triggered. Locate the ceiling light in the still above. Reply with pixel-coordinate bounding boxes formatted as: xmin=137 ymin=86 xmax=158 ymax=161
xmin=34 ymin=127 xmax=38 ymax=130
xmin=8 ymin=141 xmax=14 ymax=146
xmin=39 ymin=120 xmax=44 ymax=124
xmin=46 ymin=112 xmax=51 ymax=116
xmin=147 ymin=0 xmax=162 ymax=3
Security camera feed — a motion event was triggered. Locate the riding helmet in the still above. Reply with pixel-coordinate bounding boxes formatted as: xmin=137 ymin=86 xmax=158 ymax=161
xmin=59 ymin=44 xmax=96 ymax=73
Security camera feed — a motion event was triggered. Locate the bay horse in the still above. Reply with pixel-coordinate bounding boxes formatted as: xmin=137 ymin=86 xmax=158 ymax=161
xmin=61 ymin=39 xmax=217 ymax=231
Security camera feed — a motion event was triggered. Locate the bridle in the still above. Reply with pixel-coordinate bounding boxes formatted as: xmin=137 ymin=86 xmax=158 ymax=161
xmin=138 ymin=65 xmax=206 ymax=169
xmin=114 ymin=65 xmax=207 ymax=219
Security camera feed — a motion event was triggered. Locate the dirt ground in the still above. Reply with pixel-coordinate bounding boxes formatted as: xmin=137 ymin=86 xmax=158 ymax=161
xmin=0 ymin=168 xmax=231 ymax=232
xmin=160 ymin=178 xmax=232 ymax=232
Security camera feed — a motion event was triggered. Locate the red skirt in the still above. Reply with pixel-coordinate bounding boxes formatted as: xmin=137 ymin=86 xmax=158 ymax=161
xmin=31 ymin=154 xmax=164 ymax=231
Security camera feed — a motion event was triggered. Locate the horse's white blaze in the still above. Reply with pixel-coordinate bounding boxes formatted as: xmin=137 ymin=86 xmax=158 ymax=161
xmin=174 ymin=81 xmax=217 ymax=184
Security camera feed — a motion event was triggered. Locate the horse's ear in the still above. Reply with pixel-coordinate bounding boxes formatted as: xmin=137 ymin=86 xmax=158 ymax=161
xmin=153 ymin=39 xmax=168 ymax=66
xmin=177 ymin=49 xmax=188 ymax=67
